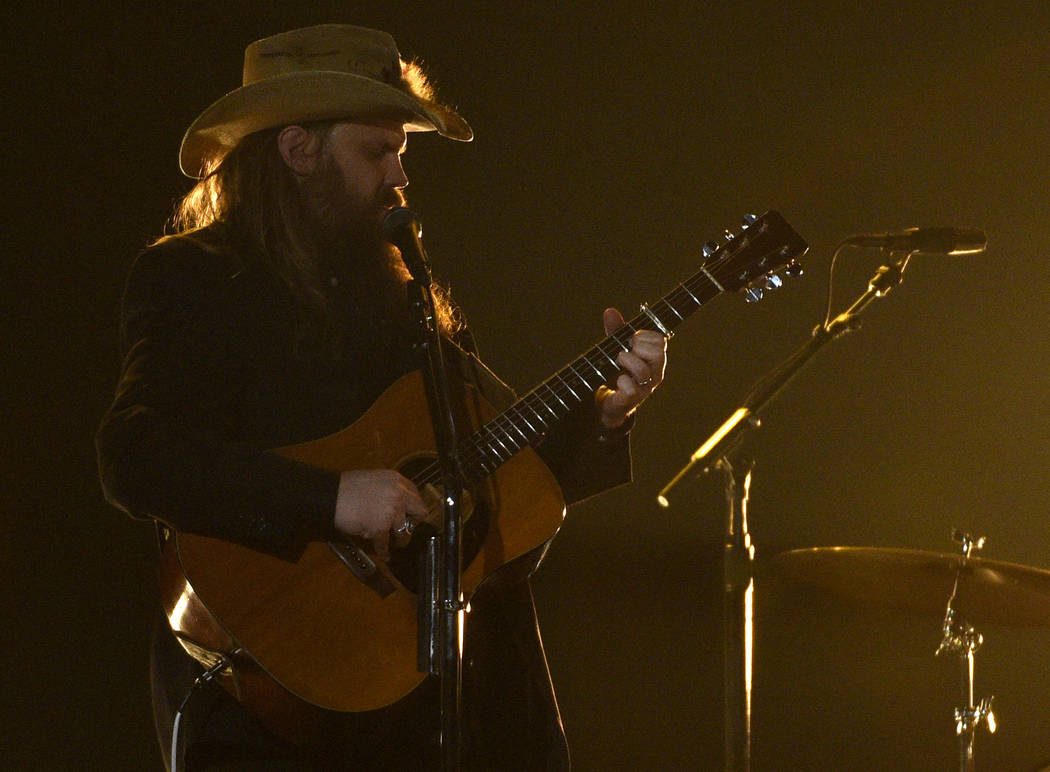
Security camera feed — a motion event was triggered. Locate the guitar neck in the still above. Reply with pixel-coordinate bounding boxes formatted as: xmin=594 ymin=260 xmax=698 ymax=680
xmin=456 ymin=267 xmax=722 ymax=479
xmin=447 ymin=209 xmax=807 ymax=481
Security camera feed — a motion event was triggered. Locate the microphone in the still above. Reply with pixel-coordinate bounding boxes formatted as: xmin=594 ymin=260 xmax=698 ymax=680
xmin=844 ymin=227 xmax=987 ymax=255
xmin=382 ymin=206 xmax=430 ymax=281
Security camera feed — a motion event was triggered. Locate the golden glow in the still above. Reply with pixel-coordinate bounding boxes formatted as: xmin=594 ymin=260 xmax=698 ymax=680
xmin=169 ymin=591 xmax=191 ymax=632
xmin=458 ymin=603 xmax=467 ymax=655
xmin=745 ymin=577 xmax=754 ymax=720
xmin=692 ymin=408 xmax=751 ymax=461
xmin=657 ymin=407 xmax=753 ymax=507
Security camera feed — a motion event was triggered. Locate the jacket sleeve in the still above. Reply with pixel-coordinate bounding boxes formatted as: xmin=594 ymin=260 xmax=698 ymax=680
xmin=95 ymin=242 xmax=340 ymax=556
xmin=531 ymin=395 xmax=633 ymax=506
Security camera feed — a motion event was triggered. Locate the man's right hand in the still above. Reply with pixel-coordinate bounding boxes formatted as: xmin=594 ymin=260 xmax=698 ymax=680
xmin=334 ymin=470 xmax=428 ymax=560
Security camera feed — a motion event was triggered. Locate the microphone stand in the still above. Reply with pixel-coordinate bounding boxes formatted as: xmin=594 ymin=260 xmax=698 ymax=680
xmin=403 ymin=255 xmax=466 ymax=772
xmin=658 ymin=248 xmax=915 ymax=771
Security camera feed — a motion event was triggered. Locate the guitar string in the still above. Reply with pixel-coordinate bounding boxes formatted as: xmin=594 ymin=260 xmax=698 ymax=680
xmin=452 ymin=296 xmax=688 ymax=475
xmin=410 ymin=299 xmax=677 ymax=490
xmin=412 ymin=264 xmax=731 ymax=490
xmin=410 ymin=233 xmax=787 ymax=492
xmin=459 ymin=244 xmax=751 ymax=454
xmin=455 ymin=239 xmax=789 ymax=474
xmin=423 ymin=241 xmax=771 ymax=483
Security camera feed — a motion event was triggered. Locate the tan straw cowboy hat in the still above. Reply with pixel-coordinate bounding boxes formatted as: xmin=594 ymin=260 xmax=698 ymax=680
xmin=179 ymin=24 xmax=473 ymax=177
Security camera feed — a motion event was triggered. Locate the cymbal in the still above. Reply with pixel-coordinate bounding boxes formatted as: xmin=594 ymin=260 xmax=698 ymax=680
xmin=772 ymin=547 xmax=1050 ymax=628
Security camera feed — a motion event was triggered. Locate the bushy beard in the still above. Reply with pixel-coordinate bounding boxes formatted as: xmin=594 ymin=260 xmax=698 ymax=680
xmin=299 ymin=153 xmax=412 ymax=316
xmin=296 ymin=150 xmax=462 ymax=341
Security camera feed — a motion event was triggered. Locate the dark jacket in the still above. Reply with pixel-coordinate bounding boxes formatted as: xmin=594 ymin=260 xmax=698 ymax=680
xmin=97 ymin=230 xmax=632 ymax=769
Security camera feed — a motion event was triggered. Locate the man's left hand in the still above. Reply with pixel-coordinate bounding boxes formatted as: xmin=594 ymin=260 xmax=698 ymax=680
xmin=596 ymin=307 xmax=667 ymax=429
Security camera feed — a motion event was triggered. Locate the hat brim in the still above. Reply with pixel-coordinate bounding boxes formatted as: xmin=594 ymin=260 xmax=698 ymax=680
xmin=179 ymin=70 xmax=472 ymax=177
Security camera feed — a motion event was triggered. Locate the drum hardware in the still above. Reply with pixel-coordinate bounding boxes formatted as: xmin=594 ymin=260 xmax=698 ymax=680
xmin=774 ymin=535 xmax=1050 ymax=770
xmin=934 ymin=530 xmax=997 ymax=772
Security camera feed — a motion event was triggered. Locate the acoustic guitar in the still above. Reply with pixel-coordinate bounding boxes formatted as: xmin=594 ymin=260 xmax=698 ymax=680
xmin=160 ymin=210 xmax=808 ymax=721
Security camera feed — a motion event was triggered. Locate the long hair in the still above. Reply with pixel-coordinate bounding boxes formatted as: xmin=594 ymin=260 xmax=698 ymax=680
xmin=165 ymin=124 xmax=463 ymax=342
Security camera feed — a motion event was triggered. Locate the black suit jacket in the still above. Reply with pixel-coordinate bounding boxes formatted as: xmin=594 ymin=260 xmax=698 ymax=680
xmin=96 ymin=229 xmax=632 ymax=769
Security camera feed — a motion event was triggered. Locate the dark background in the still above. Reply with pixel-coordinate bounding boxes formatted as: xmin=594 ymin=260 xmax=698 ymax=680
xmin=7 ymin=1 xmax=1050 ymax=769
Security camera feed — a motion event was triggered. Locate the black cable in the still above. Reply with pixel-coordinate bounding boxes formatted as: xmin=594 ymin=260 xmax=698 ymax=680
xmin=169 ymin=658 xmax=229 ymax=772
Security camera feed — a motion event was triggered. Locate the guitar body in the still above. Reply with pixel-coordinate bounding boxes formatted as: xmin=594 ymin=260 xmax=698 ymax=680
xmin=162 ymin=369 xmax=567 ymax=716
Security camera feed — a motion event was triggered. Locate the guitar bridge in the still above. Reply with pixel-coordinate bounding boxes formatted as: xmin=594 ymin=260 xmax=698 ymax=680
xmin=327 ymin=541 xmax=397 ymax=598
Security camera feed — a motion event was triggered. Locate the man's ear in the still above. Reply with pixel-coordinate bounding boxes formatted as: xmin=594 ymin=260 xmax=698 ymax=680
xmin=277 ymin=125 xmax=324 ymax=175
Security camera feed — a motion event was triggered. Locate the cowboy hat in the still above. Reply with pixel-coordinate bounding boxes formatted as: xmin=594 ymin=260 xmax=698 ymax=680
xmin=179 ymin=24 xmax=472 ymax=177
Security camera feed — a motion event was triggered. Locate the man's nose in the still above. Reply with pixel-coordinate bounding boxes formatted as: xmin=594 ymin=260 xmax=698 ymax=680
xmin=388 ymin=157 xmax=409 ymax=189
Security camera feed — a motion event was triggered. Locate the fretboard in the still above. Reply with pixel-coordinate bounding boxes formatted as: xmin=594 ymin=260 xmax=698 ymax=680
xmin=453 ymin=265 xmax=725 ymax=479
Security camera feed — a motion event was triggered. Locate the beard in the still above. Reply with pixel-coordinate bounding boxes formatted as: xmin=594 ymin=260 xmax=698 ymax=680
xmin=295 ymin=150 xmax=462 ymax=340
xmin=298 ymin=153 xmax=412 ymax=314
xmin=300 ymin=152 xmax=406 ymax=256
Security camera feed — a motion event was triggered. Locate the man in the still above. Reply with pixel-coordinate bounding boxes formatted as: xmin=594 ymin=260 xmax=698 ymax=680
xmin=97 ymin=24 xmax=665 ymax=770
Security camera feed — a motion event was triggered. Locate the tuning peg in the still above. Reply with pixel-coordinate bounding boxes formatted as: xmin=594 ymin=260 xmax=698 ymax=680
xmin=742 ymin=213 xmax=757 ymax=228
xmin=762 ymin=274 xmax=784 ymax=290
xmin=784 ymin=260 xmax=804 ymax=278
xmin=744 ymin=287 xmax=764 ymax=303
xmin=724 ymin=229 xmax=735 ymax=240
xmin=702 ymin=240 xmax=718 ymax=257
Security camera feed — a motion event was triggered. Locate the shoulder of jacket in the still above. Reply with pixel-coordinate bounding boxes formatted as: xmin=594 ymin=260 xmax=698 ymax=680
xmin=133 ymin=225 xmax=241 ymax=280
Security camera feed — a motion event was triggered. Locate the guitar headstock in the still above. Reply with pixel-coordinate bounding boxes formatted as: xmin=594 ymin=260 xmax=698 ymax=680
xmin=702 ymin=211 xmax=807 ymax=302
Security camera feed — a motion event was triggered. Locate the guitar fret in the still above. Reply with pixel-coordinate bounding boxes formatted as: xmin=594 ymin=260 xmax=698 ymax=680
xmin=674 ymin=285 xmax=706 ymax=313
xmin=487 ymin=408 xmax=524 ymax=446
xmin=678 ymin=282 xmax=701 ymax=305
xmin=567 ymin=362 xmax=596 ymax=391
xmin=486 ymin=425 xmax=513 ymax=457
xmin=512 ymin=404 xmax=538 ymax=435
xmin=539 ymin=394 xmax=560 ymax=419
xmin=505 ymin=414 xmax=532 ymax=444
xmin=495 ymin=413 xmax=528 ymax=449
xmin=660 ymin=299 xmax=685 ymax=321
xmin=470 ymin=435 xmax=498 ymax=466
xmin=640 ymin=303 xmax=672 ymax=337
xmin=472 ymin=453 xmax=494 ymax=474
xmin=526 ymin=401 xmax=550 ymax=428
xmin=477 ymin=425 xmax=503 ymax=455
xmin=555 ymin=372 xmax=581 ymax=401
xmin=584 ymin=355 xmax=606 ymax=379
xmin=528 ymin=395 xmax=557 ymax=422
xmin=544 ymin=383 xmax=570 ymax=411
xmin=699 ymin=266 xmax=724 ymax=292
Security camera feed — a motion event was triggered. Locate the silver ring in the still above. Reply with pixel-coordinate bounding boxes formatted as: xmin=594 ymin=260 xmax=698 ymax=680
xmin=395 ymin=519 xmax=416 ymax=536
xmin=637 ymin=377 xmax=653 ymax=387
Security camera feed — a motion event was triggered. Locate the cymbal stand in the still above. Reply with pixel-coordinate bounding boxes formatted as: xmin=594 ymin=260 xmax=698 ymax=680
xmin=934 ymin=530 xmax=997 ymax=772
